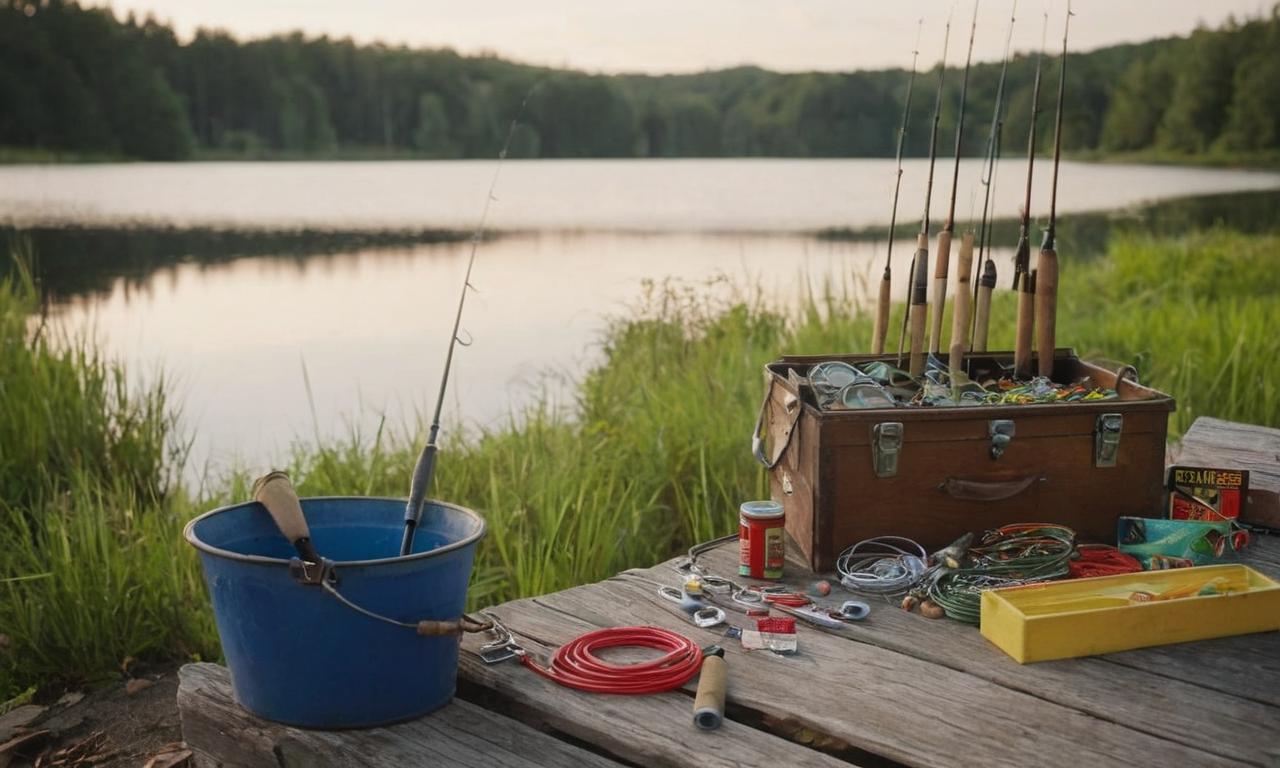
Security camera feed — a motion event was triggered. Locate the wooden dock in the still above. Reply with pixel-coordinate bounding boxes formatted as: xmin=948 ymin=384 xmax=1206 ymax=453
xmin=181 ymin=532 xmax=1280 ymax=767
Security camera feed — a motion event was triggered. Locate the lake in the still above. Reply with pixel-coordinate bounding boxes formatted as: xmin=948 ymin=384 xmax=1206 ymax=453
xmin=3 ymin=159 xmax=1278 ymax=482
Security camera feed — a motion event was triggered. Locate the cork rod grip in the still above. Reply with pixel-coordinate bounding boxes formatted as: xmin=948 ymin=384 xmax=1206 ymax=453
xmin=948 ymin=233 xmax=974 ymax=373
xmin=252 ymin=471 xmax=321 ymax=562
xmin=908 ymin=305 xmax=928 ymax=377
xmin=692 ymin=654 xmax=727 ymax=730
xmin=929 ymin=230 xmax=952 ymax=354
xmin=1035 ymin=248 xmax=1059 ymax=378
xmin=872 ymin=272 xmax=891 ymax=355
xmin=1013 ymin=287 xmax=1035 ymax=379
xmin=973 ymin=284 xmax=993 ymax=352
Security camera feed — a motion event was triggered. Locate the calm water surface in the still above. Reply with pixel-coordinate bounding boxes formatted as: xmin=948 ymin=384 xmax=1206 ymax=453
xmin=6 ymin=159 xmax=1277 ymax=480
xmin=5 ymin=159 xmax=1280 ymax=232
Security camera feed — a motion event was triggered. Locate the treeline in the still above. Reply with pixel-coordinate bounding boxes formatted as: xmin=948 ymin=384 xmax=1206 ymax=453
xmin=1 ymin=0 xmax=1277 ymax=161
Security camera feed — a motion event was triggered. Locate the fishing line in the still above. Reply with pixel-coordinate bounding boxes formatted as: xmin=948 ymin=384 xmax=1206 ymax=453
xmin=836 ymin=536 xmax=928 ymax=597
xmin=1069 ymin=545 xmax=1142 ymax=578
xmin=921 ymin=524 xmax=1075 ymax=623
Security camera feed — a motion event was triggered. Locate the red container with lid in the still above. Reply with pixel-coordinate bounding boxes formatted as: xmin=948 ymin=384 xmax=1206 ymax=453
xmin=739 ymin=500 xmax=785 ymax=580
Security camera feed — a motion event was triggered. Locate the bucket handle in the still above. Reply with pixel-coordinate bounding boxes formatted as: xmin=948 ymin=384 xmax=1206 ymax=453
xmin=252 ymin=472 xmax=492 ymax=638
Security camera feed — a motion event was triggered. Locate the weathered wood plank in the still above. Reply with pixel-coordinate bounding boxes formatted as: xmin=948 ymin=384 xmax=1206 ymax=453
xmin=696 ymin=535 xmax=1280 ymax=706
xmin=491 ymin=569 xmax=1247 ymax=768
xmin=458 ymin=603 xmax=854 ymax=768
xmin=1173 ymin=417 xmax=1280 ymax=528
xmin=686 ymin=538 xmax=1280 ymax=760
xmin=177 ymin=663 xmax=626 ymax=768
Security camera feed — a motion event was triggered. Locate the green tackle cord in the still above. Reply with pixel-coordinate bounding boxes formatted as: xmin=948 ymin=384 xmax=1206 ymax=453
xmin=924 ymin=524 xmax=1076 ymax=624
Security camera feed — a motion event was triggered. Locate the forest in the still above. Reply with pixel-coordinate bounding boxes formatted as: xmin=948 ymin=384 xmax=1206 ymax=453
xmin=1 ymin=0 xmax=1278 ymax=162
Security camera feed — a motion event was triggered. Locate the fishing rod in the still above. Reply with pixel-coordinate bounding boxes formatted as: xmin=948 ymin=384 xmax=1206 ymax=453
xmin=947 ymin=230 xmax=975 ymax=377
xmin=929 ymin=0 xmax=979 ymax=359
xmin=400 ymin=97 xmax=530 ymax=557
xmin=901 ymin=11 xmax=954 ymax=377
xmin=1036 ymin=0 xmax=1072 ymax=377
xmin=871 ymin=20 xmax=923 ymax=356
xmin=970 ymin=0 xmax=1018 ymax=354
xmin=1012 ymin=10 xmax=1050 ymax=380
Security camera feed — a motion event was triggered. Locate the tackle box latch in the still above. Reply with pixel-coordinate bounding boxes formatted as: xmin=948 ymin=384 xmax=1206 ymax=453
xmin=989 ymin=420 xmax=1016 ymax=459
xmin=1094 ymin=413 xmax=1124 ymax=467
xmin=872 ymin=422 xmax=904 ymax=478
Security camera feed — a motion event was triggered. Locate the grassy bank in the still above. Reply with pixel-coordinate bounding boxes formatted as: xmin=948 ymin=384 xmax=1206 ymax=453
xmin=1072 ymin=148 xmax=1280 ymax=170
xmin=2 ymin=228 xmax=1278 ymax=700
xmin=0 ymin=259 xmax=217 ymax=701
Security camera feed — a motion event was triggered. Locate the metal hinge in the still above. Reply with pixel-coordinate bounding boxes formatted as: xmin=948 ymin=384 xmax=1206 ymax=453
xmin=989 ymin=419 xmax=1015 ymax=460
xmin=872 ymin=422 xmax=903 ymax=478
xmin=1095 ymin=413 xmax=1123 ymax=467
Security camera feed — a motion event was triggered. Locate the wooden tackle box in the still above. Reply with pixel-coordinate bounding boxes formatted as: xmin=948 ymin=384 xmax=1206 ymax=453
xmin=754 ymin=349 xmax=1176 ymax=572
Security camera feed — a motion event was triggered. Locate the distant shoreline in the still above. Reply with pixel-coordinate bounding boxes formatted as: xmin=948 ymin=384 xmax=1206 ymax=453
xmin=3 ymin=147 xmax=1279 ymax=171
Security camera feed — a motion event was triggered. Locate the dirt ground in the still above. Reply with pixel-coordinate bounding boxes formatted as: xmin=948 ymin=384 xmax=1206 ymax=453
xmin=1 ymin=664 xmax=186 ymax=767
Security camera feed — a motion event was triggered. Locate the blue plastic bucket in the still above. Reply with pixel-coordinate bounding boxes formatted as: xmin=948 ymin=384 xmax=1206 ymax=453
xmin=184 ymin=496 xmax=485 ymax=728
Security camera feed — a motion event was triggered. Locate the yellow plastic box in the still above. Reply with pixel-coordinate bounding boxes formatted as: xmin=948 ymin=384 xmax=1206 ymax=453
xmin=980 ymin=564 xmax=1280 ymax=663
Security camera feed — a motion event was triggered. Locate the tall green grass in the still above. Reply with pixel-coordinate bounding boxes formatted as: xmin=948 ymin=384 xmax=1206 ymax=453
xmin=984 ymin=229 xmax=1280 ymax=435
xmin=0 ymin=258 xmax=216 ymax=698
xmin=2 ymin=228 xmax=1277 ymax=699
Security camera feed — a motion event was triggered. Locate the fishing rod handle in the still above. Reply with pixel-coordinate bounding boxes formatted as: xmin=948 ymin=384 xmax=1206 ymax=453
xmin=948 ymin=233 xmax=975 ymax=373
xmin=401 ymin=442 xmax=440 ymax=555
xmin=252 ymin=471 xmax=321 ymax=563
xmin=872 ymin=271 xmax=891 ymax=355
xmin=910 ymin=235 xmax=930 ymax=305
xmin=973 ymin=282 xmax=993 ymax=353
xmin=1014 ymin=287 xmax=1035 ymax=379
xmin=692 ymin=650 xmax=727 ymax=730
xmin=1035 ymin=248 xmax=1059 ymax=378
xmin=929 ymin=230 xmax=953 ymax=354
xmin=908 ymin=309 xmax=928 ymax=378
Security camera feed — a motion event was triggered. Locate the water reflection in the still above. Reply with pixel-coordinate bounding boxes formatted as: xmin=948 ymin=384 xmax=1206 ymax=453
xmin=14 ymin=187 xmax=1280 ymax=478
xmin=51 ymin=231 xmax=966 ymax=477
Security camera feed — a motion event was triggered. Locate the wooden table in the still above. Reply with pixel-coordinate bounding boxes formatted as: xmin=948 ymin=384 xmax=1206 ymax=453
xmin=181 ymin=532 xmax=1280 ymax=767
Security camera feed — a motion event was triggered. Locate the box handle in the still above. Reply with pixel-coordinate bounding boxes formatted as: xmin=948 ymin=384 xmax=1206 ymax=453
xmin=752 ymin=377 xmax=801 ymax=469
xmin=939 ymin=474 xmax=1045 ymax=502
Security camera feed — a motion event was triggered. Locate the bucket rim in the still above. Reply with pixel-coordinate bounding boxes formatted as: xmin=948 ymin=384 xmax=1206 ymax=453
xmin=183 ymin=495 xmax=485 ymax=567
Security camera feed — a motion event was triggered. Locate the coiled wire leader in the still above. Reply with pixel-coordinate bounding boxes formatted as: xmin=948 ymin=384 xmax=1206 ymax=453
xmin=836 ymin=536 xmax=929 ymax=597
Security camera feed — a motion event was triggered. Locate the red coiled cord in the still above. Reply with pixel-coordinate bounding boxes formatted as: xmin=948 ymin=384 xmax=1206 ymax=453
xmin=1069 ymin=544 xmax=1143 ymax=579
xmin=519 ymin=626 xmax=703 ymax=694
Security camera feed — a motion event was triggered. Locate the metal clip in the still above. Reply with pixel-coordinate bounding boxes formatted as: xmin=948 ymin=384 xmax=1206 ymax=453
xmin=476 ymin=612 xmax=523 ymax=664
xmin=872 ymin=422 xmax=904 ymax=478
xmin=693 ymin=606 xmax=726 ymax=628
xmin=288 ymin=557 xmax=337 ymax=586
xmin=1095 ymin=413 xmax=1123 ymax=467
xmin=989 ymin=420 xmax=1015 ymax=460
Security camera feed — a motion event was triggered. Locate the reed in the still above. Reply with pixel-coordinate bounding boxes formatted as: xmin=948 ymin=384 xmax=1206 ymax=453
xmin=0 ymin=254 xmax=216 ymax=698
xmin=2 ymin=228 xmax=1277 ymax=700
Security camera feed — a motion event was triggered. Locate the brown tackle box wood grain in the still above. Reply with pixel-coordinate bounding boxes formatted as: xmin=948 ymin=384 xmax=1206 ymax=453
xmin=756 ymin=349 xmax=1176 ymax=572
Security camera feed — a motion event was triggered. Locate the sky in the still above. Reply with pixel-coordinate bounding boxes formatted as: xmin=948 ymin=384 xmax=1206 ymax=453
xmin=96 ymin=0 xmax=1269 ymax=74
